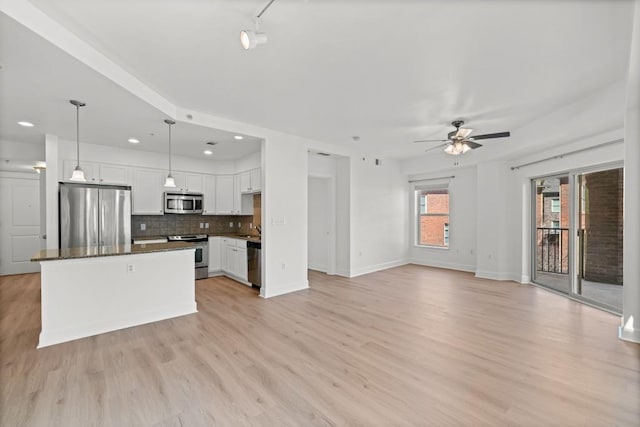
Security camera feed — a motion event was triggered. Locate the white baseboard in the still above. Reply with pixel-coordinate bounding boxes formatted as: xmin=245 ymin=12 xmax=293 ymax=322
xmin=261 ymin=280 xmax=309 ymax=298
xmin=349 ymin=259 xmax=409 ymax=278
xmin=409 ymin=258 xmax=475 ymax=273
xmin=475 ymin=270 xmax=521 ymax=282
xmin=619 ymin=326 xmax=640 ymax=344
xmin=520 ymin=275 xmax=532 ymax=284
xmin=335 ymin=267 xmax=351 ymax=278
xmin=308 ymin=263 xmax=327 ymax=273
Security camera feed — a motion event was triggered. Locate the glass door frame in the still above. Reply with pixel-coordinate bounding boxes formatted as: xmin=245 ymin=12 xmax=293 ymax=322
xmin=530 ymin=161 xmax=623 ymax=315
xmin=530 ymin=173 xmax=573 ymax=294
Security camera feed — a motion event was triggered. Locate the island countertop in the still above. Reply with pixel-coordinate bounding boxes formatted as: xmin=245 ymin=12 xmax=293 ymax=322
xmin=31 ymin=241 xmax=197 ymax=262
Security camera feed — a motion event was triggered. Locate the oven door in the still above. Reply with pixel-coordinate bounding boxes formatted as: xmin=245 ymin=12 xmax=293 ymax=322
xmin=194 ymin=244 xmax=208 ymax=268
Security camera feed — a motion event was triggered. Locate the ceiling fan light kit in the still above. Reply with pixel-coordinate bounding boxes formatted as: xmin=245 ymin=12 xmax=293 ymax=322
xmin=415 ymin=120 xmax=511 ymax=156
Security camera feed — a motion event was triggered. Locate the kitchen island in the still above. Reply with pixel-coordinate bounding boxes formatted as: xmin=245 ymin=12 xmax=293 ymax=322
xmin=31 ymin=242 xmax=198 ymax=348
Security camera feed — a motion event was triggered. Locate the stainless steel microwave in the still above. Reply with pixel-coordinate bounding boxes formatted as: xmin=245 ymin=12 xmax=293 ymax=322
xmin=164 ymin=192 xmax=203 ymax=214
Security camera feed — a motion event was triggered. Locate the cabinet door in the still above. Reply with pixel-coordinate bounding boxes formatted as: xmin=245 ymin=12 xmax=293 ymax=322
xmin=171 ymin=172 xmax=186 ymax=192
xmin=208 ymin=237 xmax=221 ymax=272
xmin=132 ymin=168 xmax=165 ymax=215
xmin=185 ymin=174 xmax=203 ymax=193
xmin=233 ymin=175 xmax=242 ymax=215
xmin=62 ymin=159 xmax=98 ymax=183
xmin=239 ymin=172 xmax=252 ymax=193
xmin=237 ymin=247 xmax=248 ymax=282
xmin=250 ymin=168 xmax=261 ymax=192
xmin=202 ymin=175 xmax=216 ymax=214
xmin=220 ymin=238 xmax=229 ymax=271
xmin=99 ymin=164 xmax=131 ymax=185
xmin=215 ymin=175 xmax=235 ymax=214
xmin=224 ymin=245 xmax=236 ymax=274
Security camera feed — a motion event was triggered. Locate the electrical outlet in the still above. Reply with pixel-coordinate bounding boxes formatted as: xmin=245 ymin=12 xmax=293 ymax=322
xmin=140 ymin=223 xmax=146 ymax=231
xmin=281 ymin=263 xmax=286 ymax=270
xmin=205 ymin=223 xmax=209 ymax=229
xmin=199 ymin=223 xmax=204 ymax=229
xmin=249 ymin=223 xmax=253 ymax=229
xmin=237 ymin=222 xmax=241 ymax=228
xmin=229 ymin=222 xmax=233 ymax=227
xmin=127 ymin=264 xmax=135 ymax=273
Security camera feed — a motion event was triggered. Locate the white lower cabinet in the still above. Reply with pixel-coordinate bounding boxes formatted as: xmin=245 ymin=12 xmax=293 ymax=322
xmin=220 ymin=238 xmax=249 ymax=284
xmin=208 ymin=237 xmax=221 ymax=273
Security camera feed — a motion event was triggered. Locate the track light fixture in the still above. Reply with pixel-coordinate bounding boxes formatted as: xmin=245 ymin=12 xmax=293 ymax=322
xmin=240 ymin=0 xmax=276 ymax=50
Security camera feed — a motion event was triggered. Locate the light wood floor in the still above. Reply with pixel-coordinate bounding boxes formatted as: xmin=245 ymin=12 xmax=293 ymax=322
xmin=1 ymin=266 xmax=639 ymax=426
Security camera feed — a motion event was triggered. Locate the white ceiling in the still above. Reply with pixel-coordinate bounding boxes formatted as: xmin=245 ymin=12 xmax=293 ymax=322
xmin=0 ymin=12 xmax=260 ymax=161
xmin=2 ymin=0 xmax=635 ymax=161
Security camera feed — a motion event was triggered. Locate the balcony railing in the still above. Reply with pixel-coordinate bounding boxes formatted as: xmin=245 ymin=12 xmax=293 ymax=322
xmin=536 ymin=227 xmax=569 ymax=274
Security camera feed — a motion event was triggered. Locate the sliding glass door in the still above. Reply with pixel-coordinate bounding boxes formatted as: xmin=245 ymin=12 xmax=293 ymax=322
xmin=532 ymin=175 xmax=571 ymax=293
xmin=575 ymin=168 xmax=623 ymax=312
xmin=531 ymin=165 xmax=623 ymax=314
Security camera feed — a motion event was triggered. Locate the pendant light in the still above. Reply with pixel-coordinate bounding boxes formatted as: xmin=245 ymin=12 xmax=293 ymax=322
xmin=164 ymin=119 xmax=176 ymax=188
xmin=68 ymin=100 xmax=87 ymax=181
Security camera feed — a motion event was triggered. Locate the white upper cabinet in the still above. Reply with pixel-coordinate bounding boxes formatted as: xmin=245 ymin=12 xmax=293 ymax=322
xmin=203 ymin=175 xmax=216 ymax=215
xmin=239 ymin=168 xmax=261 ymax=194
xmin=132 ymin=168 xmax=165 ymax=215
xmin=98 ymin=164 xmax=131 ymax=185
xmin=62 ymin=160 xmax=130 ymax=185
xmin=170 ymin=173 xmax=203 ymax=193
xmin=250 ymin=168 xmax=261 ymax=192
xmin=62 ymin=160 xmax=98 ymax=183
xmin=215 ymin=175 xmax=235 ymax=214
xmin=239 ymin=171 xmax=252 ymax=193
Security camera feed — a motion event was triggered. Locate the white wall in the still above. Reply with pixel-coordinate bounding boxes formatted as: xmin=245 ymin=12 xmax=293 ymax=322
xmin=262 ymin=137 xmax=309 ymax=297
xmin=350 ymin=156 xmax=408 ymax=276
xmin=335 ymin=156 xmax=351 ymax=276
xmin=621 ymin=0 xmax=640 ymax=344
xmin=409 ymin=166 xmax=477 ymax=272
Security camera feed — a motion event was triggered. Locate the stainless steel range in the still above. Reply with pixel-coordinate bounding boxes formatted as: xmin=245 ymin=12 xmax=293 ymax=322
xmin=167 ymin=234 xmax=208 ymax=280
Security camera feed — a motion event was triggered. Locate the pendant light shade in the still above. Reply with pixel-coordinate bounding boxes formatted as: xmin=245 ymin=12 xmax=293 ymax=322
xmin=164 ymin=119 xmax=177 ymax=188
xmin=68 ymin=100 xmax=87 ymax=181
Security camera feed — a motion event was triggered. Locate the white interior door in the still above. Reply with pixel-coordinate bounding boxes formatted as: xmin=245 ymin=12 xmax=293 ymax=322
xmin=0 ymin=174 xmax=41 ymax=275
xmin=308 ymin=177 xmax=330 ymax=272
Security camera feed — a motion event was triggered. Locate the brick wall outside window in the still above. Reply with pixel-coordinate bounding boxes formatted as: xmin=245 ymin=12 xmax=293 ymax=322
xmin=418 ymin=192 xmax=449 ymax=246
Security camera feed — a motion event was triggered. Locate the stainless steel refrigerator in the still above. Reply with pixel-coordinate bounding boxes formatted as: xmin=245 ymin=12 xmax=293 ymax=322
xmin=59 ymin=182 xmax=131 ymax=249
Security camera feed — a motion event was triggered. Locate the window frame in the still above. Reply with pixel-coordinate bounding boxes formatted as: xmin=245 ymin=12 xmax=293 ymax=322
xmin=414 ymin=186 xmax=450 ymax=249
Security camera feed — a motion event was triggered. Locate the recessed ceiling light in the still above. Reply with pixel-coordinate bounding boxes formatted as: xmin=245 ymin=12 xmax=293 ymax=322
xmin=234 ymin=135 xmax=244 ymax=140
xmin=18 ymin=121 xmax=34 ymax=127
xmin=128 ymin=138 xmax=140 ymax=144
xmin=204 ymin=150 xmax=213 ymax=155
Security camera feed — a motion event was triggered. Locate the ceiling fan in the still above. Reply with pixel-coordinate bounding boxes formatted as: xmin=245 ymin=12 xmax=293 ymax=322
xmin=414 ymin=120 xmax=511 ymax=155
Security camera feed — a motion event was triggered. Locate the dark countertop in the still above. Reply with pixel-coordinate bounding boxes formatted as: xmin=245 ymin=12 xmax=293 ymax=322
xmin=32 ymin=241 xmax=198 ymax=262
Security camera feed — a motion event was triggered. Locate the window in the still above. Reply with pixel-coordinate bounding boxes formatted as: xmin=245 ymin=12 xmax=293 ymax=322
xmin=551 ymin=198 xmax=560 ymax=213
xmin=416 ymin=188 xmax=449 ymax=247
xmin=552 ymin=221 xmax=560 ymax=228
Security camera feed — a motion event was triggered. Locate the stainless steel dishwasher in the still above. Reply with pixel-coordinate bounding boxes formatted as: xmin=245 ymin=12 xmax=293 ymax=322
xmin=247 ymin=241 xmax=261 ymax=287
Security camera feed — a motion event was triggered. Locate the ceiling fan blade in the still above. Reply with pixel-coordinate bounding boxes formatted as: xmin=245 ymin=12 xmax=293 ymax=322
xmin=458 ymin=128 xmax=473 ymax=139
xmin=448 ymin=128 xmax=473 ymax=139
xmin=413 ymin=139 xmax=449 ymax=143
xmin=425 ymin=143 xmax=450 ymax=153
xmin=465 ymin=141 xmax=483 ymax=149
xmin=470 ymin=131 xmax=510 ymax=140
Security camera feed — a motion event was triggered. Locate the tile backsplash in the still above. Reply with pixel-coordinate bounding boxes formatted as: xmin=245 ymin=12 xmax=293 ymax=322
xmin=132 ymin=214 xmax=257 ymax=237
